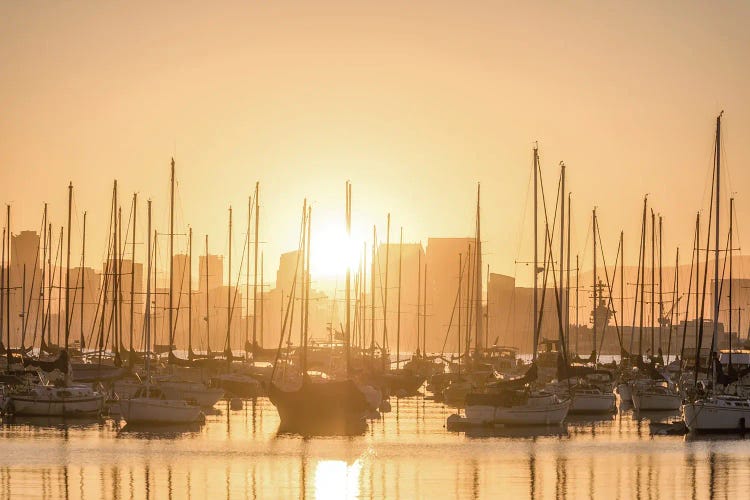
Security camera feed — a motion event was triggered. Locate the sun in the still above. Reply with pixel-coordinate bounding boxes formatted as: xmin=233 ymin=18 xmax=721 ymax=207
xmin=309 ymin=217 xmax=362 ymax=279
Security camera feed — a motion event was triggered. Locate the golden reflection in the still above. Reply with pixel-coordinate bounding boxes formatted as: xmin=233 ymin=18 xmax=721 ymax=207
xmin=314 ymin=460 xmax=362 ymax=500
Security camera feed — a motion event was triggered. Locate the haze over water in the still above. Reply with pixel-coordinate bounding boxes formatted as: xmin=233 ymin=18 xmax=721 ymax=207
xmin=2 ymin=399 xmax=750 ymax=499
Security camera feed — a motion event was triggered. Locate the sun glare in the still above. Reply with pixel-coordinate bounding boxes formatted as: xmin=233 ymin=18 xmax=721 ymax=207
xmin=309 ymin=218 xmax=362 ymax=279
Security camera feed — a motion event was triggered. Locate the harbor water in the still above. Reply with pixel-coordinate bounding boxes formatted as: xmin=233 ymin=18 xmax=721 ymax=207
xmin=2 ymin=396 xmax=750 ymax=499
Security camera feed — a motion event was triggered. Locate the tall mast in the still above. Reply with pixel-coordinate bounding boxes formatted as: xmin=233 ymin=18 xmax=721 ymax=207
xmin=566 ymin=192 xmax=571 ymax=354
xmin=486 ymin=264 xmax=490 ymax=349
xmin=205 ymin=234 xmax=211 ymax=355
xmin=533 ymin=145 xmax=539 ymax=360
xmin=696 ymin=212 xmax=700 ymax=335
xmin=57 ymin=227 xmax=62 ymax=347
xmin=168 ymin=158 xmax=175 ymax=355
xmin=659 ymin=215 xmax=663 ymax=353
xmin=303 ymin=204 xmax=311 ymax=375
xmin=371 ymin=225 xmax=376 ymax=352
xmin=383 ymin=214 xmax=390 ymax=371
xmin=620 ymin=231 xmax=624 ymax=347
xmin=188 ymin=227 xmax=193 ymax=355
xmin=112 ymin=181 xmax=118 ymax=356
xmin=417 ymin=249 xmax=421 ymax=354
xmin=423 ymin=263 xmax=428 ymax=354
xmin=65 ymin=182 xmax=72 ymax=350
xmin=0 ymin=227 xmax=4 ymax=354
xmin=80 ymin=211 xmax=87 ymax=350
xmin=118 ymin=206 xmax=123 ymax=354
xmin=592 ymin=208 xmax=597 ymax=357
xmin=250 ymin=195 xmax=258 ymax=360
xmin=260 ymin=251 xmax=264 ymax=348
xmin=253 ymin=182 xmax=260 ymax=352
xmin=396 ymin=227 xmax=403 ymax=370
xmin=362 ymin=242 xmax=366 ymax=352
xmin=345 ymin=182 xmax=352 ymax=376
xmin=129 ymin=195 xmax=136 ymax=358
xmin=226 ymin=206 xmax=233 ymax=358
xmin=576 ymin=254 xmax=580 ymax=353
xmin=40 ymin=204 xmax=48 ymax=348
xmin=712 ymin=112 xmax=722 ymax=353
xmin=457 ymin=252 xmax=462 ymax=375
xmin=145 ymin=201 xmax=152 ymax=384
xmin=651 ymin=209 xmax=655 ymax=355
xmin=475 ymin=183 xmax=483 ymax=352
xmin=729 ymin=197 xmax=734 ymax=363
xmin=639 ymin=197 xmax=647 ymax=357
xmin=559 ymin=164 xmax=565 ymax=350
xmin=47 ymin=223 xmax=52 ymax=346
xmin=5 ymin=206 xmax=9 ymax=365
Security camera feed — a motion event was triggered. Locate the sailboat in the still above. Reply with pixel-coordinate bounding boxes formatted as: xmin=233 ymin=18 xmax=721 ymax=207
xmin=268 ymin=193 xmax=369 ymax=434
xmin=459 ymin=150 xmax=570 ymax=426
xmin=6 ymin=185 xmax=105 ymax=417
xmin=682 ymin=112 xmax=750 ymax=431
xmin=119 ymin=182 xmax=203 ymax=426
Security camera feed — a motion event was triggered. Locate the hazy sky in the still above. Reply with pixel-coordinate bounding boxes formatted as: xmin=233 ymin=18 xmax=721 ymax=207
xmin=1 ymin=1 xmax=749 ymax=288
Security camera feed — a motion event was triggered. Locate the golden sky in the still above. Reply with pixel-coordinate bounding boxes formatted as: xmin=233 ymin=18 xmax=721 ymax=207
xmin=1 ymin=1 xmax=749 ymax=287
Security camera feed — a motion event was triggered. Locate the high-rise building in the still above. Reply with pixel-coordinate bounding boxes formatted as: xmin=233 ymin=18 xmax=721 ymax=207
xmin=425 ymin=237 xmax=476 ymax=353
xmin=198 ymin=254 xmax=223 ymax=292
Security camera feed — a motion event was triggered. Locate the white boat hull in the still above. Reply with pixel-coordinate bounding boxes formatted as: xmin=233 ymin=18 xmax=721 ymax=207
xmin=9 ymin=394 xmax=104 ymax=417
xmin=632 ymin=392 xmax=681 ymax=411
xmin=570 ymin=393 xmax=616 ymax=413
xmin=464 ymin=397 xmax=570 ymax=426
xmin=682 ymin=401 xmax=750 ymax=431
xmin=120 ymin=398 xmax=203 ymax=425
xmin=158 ymin=384 xmax=224 ymax=408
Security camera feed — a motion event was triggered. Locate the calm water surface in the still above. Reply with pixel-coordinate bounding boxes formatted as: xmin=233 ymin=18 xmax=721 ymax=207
xmin=1 ymin=397 xmax=749 ymax=499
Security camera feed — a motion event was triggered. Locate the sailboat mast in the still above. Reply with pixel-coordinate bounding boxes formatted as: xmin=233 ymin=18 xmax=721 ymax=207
xmin=729 ymin=197 xmax=734 ymax=362
xmin=112 ymin=181 xmax=118 ymax=355
xmin=566 ymin=192 xmax=571 ymax=354
xmin=712 ymin=112 xmax=722 ymax=353
xmin=371 ymin=226 xmax=376 ymax=352
xmin=639 ymin=197 xmax=647 ymax=357
xmin=576 ymin=254 xmax=580 ymax=353
xmin=620 ymin=231 xmax=624 ymax=348
xmin=383 ymin=214 xmax=390 ymax=371
xmin=5 ymin=206 xmax=9 ymax=365
xmin=205 ymin=234 xmax=210 ymax=354
xmin=188 ymin=227 xmax=193 ymax=355
xmin=651 ymin=209 xmax=655 ymax=355
xmin=592 ymin=208 xmax=597 ymax=357
xmin=168 ymin=159 xmax=175 ymax=355
xmin=250 ymin=196 xmax=258 ymax=360
xmin=145 ymin=200 xmax=152 ymax=384
xmin=129 ymin=195 xmax=136 ymax=357
xmin=475 ymin=183 xmax=483 ymax=352
xmin=457 ymin=252 xmax=462 ymax=375
xmin=65 ymin=182 xmax=72 ymax=349
xmin=659 ymin=215 xmax=663 ymax=353
xmin=226 ymin=206 xmax=233 ymax=358
xmin=417 ymin=249 xmax=421 ymax=354
xmin=396 ymin=227 xmax=402 ymax=370
xmin=423 ymin=263 xmax=427 ymax=354
xmin=81 ymin=212 xmax=86 ymax=351
xmin=253 ymin=183 xmax=260 ymax=351
xmin=559 ymin=164 xmax=565 ymax=351
xmin=303 ymin=204 xmax=311 ymax=375
xmin=260 ymin=251 xmax=264 ymax=348
xmin=533 ymin=145 xmax=539 ymax=360
xmin=345 ymin=182 xmax=352 ymax=376
xmin=47 ymin=223 xmax=52 ymax=346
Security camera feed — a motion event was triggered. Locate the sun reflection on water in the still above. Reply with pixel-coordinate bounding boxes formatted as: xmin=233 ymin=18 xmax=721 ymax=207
xmin=314 ymin=459 xmax=362 ymax=500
